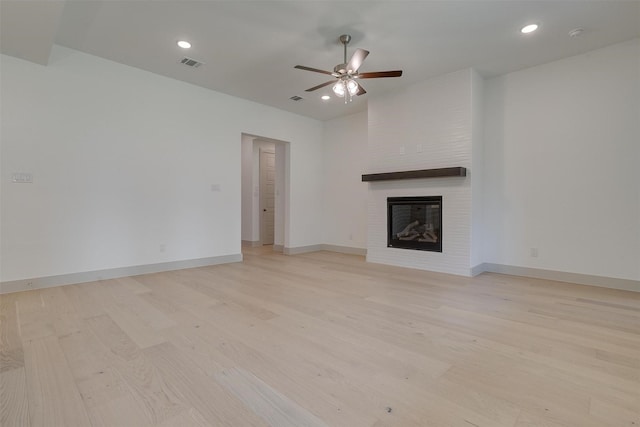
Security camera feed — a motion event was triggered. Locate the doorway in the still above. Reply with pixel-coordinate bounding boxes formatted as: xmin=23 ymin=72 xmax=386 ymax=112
xmin=241 ymin=134 xmax=289 ymax=252
xmin=260 ymin=148 xmax=275 ymax=245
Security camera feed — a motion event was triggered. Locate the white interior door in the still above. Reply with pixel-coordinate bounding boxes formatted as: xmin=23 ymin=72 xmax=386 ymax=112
xmin=260 ymin=149 xmax=275 ymax=245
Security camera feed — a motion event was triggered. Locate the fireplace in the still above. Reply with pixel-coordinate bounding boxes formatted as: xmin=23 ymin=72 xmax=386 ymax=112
xmin=387 ymin=196 xmax=442 ymax=252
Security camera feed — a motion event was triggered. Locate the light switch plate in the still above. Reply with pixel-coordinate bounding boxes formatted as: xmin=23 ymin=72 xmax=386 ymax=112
xmin=12 ymin=173 xmax=33 ymax=183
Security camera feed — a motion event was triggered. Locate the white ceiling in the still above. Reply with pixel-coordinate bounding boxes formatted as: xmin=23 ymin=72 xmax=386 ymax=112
xmin=2 ymin=1 xmax=639 ymax=121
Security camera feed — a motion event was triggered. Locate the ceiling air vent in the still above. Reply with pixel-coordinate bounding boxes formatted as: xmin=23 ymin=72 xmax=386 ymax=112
xmin=180 ymin=57 xmax=203 ymax=68
xmin=289 ymin=95 xmax=304 ymax=101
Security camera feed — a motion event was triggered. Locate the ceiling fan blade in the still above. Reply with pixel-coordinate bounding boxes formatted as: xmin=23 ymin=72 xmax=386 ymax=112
xmin=346 ymin=48 xmax=369 ymax=73
xmin=305 ymin=80 xmax=336 ymax=92
xmin=357 ymin=70 xmax=403 ymax=79
xmin=356 ymin=82 xmax=367 ymax=96
xmin=294 ymin=65 xmax=335 ymax=76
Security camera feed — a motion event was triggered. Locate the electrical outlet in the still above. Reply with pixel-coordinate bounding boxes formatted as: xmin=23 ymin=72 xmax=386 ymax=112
xmin=399 ymin=145 xmax=405 ymax=155
xmin=416 ymin=144 xmax=423 ymax=153
xmin=530 ymin=247 xmax=539 ymax=258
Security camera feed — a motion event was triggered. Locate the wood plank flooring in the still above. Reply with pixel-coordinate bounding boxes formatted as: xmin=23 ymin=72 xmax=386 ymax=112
xmin=1 ymin=246 xmax=639 ymax=426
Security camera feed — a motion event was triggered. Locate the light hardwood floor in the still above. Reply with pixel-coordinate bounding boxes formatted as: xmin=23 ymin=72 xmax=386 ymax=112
xmin=1 ymin=246 xmax=639 ymax=426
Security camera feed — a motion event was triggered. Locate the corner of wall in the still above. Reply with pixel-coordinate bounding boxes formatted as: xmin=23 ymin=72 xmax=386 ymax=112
xmin=321 ymin=111 xmax=369 ymax=250
xmin=470 ymin=69 xmax=485 ymax=269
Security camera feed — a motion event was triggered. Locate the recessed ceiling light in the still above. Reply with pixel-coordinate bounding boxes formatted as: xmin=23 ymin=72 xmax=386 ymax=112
xmin=321 ymin=95 xmax=331 ymax=101
xmin=177 ymin=40 xmax=192 ymax=49
xmin=521 ymin=24 xmax=539 ymax=34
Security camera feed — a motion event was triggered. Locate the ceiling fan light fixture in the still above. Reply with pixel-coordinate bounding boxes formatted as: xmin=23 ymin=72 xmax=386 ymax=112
xmin=333 ymin=78 xmax=358 ymax=103
xmin=333 ymin=78 xmax=359 ymax=104
xmin=346 ymin=79 xmax=358 ymax=95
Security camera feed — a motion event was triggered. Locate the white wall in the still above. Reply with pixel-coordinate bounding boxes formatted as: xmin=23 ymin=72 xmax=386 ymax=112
xmin=367 ymin=69 xmax=475 ymax=276
xmin=483 ymin=38 xmax=640 ymax=281
xmin=241 ymin=134 xmax=254 ymax=242
xmin=470 ymin=70 xmax=484 ymax=269
xmin=275 ymin=143 xmax=287 ymax=247
xmin=322 ymin=111 xmax=368 ymax=249
xmin=1 ymin=46 xmax=324 ymax=283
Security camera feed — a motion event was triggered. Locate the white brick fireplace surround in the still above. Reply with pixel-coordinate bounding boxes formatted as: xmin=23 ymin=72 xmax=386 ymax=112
xmin=367 ymin=178 xmax=470 ymax=275
xmin=365 ymin=69 xmax=483 ymax=277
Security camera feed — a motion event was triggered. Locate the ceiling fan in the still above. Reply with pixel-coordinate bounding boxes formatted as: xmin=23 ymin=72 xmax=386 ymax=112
xmin=295 ymin=34 xmax=403 ymax=102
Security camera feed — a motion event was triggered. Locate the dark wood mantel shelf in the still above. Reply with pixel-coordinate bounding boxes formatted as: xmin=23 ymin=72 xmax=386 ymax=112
xmin=362 ymin=167 xmax=466 ymax=182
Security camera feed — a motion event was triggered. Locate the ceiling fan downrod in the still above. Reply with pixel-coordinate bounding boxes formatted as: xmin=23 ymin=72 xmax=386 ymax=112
xmin=339 ymin=34 xmax=351 ymax=65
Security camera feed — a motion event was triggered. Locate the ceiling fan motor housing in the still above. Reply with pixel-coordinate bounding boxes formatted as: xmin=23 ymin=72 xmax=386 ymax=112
xmin=334 ymin=64 xmax=349 ymax=74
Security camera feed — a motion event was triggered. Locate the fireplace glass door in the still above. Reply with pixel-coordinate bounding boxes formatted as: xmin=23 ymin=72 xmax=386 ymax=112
xmin=387 ymin=196 xmax=442 ymax=252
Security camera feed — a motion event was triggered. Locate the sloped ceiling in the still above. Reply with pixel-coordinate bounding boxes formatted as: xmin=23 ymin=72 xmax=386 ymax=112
xmin=1 ymin=0 xmax=65 ymax=65
xmin=2 ymin=1 xmax=639 ymax=121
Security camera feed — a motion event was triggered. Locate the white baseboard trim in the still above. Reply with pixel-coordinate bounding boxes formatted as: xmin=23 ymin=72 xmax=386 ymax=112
xmin=283 ymin=244 xmax=366 ymax=256
xmin=273 ymin=244 xmax=284 ymax=253
xmin=480 ymin=263 xmax=639 ymax=293
xmin=470 ymin=263 xmax=486 ymax=277
xmin=242 ymin=240 xmax=262 ymax=247
xmin=321 ymin=244 xmax=367 ymax=256
xmin=283 ymin=245 xmax=324 ymax=255
xmin=0 ymin=254 xmax=243 ymax=295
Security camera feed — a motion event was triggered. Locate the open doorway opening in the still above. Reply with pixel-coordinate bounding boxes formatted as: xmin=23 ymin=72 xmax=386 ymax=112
xmin=241 ymin=134 xmax=289 ymax=252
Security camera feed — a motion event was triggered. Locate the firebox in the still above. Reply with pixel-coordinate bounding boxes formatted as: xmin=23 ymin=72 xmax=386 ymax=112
xmin=387 ymin=196 xmax=442 ymax=252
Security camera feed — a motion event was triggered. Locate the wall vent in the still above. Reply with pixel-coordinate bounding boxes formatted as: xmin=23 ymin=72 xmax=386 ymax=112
xmin=180 ymin=57 xmax=203 ymax=68
xmin=289 ymin=95 xmax=304 ymax=101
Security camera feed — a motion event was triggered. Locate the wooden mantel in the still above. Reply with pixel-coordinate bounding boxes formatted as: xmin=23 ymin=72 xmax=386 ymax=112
xmin=361 ymin=167 xmax=466 ymax=182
